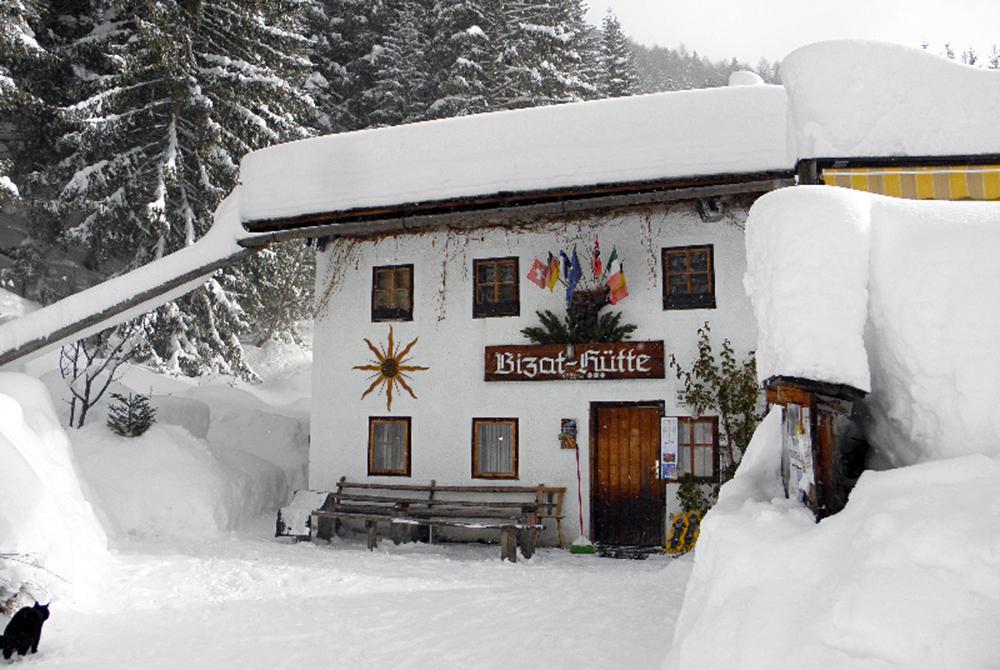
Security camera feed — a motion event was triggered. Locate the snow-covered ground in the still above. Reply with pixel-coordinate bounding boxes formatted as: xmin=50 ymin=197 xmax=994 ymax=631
xmin=32 ymin=525 xmax=692 ymax=670
xmin=2 ymin=318 xmax=691 ymax=669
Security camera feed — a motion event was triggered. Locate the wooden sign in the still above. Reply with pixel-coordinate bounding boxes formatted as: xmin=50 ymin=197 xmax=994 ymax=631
xmin=484 ymin=341 xmax=665 ymax=382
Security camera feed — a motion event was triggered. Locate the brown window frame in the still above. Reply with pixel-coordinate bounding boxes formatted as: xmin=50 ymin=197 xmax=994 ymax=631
xmin=662 ymin=245 xmax=716 ymax=310
xmin=472 ymin=257 xmax=520 ymax=318
xmin=371 ymin=264 xmax=414 ymax=322
xmin=677 ymin=416 xmax=719 ymax=482
xmin=471 ymin=417 xmax=519 ymax=480
xmin=367 ymin=416 xmax=412 ymax=477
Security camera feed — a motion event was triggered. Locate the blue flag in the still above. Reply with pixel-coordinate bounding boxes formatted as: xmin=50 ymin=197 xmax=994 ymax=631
xmin=566 ymin=247 xmax=583 ymax=303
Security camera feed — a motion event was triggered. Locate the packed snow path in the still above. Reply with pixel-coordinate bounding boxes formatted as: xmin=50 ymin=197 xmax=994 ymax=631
xmin=29 ymin=525 xmax=691 ymax=669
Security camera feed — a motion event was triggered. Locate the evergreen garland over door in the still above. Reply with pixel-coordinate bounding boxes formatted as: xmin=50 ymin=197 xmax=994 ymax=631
xmin=591 ymin=404 xmax=664 ymax=547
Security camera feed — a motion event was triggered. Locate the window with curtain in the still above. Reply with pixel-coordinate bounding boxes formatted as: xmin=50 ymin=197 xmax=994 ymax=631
xmin=473 ymin=257 xmax=519 ymax=318
xmin=371 ymin=264 xmax=413 ymax=321
xmin=368 ymin=417 xmax=411 ymax=476
xmin=677 ymin=416 xmax=718 ymax=481
xmin=472 ymin=418 xmax=518 ymax=479
xmin=662 ymin=245 xmax=716 ymax=309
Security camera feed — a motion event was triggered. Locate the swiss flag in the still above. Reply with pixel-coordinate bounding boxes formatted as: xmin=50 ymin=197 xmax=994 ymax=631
xmin=527 ymin=258 xmax=549 ymax=288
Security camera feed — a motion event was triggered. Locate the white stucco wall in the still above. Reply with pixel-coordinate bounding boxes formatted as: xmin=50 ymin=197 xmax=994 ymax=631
xmin=310 ymin=201 xmax=757 ymax=544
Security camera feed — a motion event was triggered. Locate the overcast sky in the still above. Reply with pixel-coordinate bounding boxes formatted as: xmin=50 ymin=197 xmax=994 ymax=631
xmin=586 ymin=1 xmax=1000 ymax=64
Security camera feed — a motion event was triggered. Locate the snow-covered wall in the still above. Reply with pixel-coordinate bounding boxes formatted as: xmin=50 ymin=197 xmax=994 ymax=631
xmin=745 ymin=186 xmax=1000 ymax=466
xmin=239 ymin=86 xmax=789 ymax=222
xmin=782 ymin=41 xmax=1000 ymax=159
xmin=311 ymin=202 xmax=758 ymax=538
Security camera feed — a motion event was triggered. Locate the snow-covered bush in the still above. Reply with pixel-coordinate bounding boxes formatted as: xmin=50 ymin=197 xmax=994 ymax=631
xmin=106 ymin=392 xmax=157 ymax=437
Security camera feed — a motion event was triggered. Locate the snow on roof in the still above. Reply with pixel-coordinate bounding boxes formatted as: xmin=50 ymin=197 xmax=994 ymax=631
xmin=238 ymin=85 xmax=790 ymax=223
xmin=745 ymin=185 xmax=1000 ymax=466
xmin=782 ymin=40 xmax=1000 ymax=160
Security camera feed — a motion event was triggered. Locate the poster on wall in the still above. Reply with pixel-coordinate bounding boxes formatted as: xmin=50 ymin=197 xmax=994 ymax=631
xmin=784 ymin=404 xmax=814 ymax=504
xmin=660 ymin=417 xmax=679 ymax=480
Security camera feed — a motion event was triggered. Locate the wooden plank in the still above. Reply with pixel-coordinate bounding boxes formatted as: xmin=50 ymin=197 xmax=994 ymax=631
xmin=241 ymin=175 xmax=795 ymax=240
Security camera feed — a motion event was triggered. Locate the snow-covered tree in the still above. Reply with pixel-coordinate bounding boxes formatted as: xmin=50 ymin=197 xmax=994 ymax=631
xmin=306 ymin=0 xmax=390 ymax=132
xmin=369 ymin=0 xmax=433 ymax=126
xmin=54 ymin=0 xmax=315 ymax=377
xmin=491 ymin=0 xmax=599 ymax=109
xmin=424 ymin=0 xmax=493 ymax=119
xmin=597 ymin=10 xmax=638 ymax=97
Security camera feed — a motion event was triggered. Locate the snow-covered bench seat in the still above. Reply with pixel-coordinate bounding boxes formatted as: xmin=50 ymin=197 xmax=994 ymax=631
xmin=302 ymin=478 xmax=565 ymax=562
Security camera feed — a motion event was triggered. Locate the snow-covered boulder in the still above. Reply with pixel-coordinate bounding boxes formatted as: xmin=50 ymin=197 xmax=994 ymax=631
xmin=0 ymin=372 xmax=109 ymax=605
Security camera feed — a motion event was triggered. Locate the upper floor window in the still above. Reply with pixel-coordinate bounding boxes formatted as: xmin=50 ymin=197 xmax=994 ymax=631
xmin=662 ymin=245 xmax=716 ymax=310
xmin=473 ymin=257 xmax=519 ymax=318
xmin=372 ymin=264 xmax=413 ymax=322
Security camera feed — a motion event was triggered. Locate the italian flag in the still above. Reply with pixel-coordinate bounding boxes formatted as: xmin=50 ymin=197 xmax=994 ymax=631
xmin=606 ymin=248 xmax=628 ymax=304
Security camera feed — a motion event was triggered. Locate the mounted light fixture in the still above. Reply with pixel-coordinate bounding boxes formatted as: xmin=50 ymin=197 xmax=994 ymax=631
xmin=696 ymin=196 xmax=725 ymax=223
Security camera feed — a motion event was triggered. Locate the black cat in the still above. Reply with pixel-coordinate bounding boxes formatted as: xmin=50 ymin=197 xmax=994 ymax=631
xmin=0 ymin=602 xmax=50 ymax=659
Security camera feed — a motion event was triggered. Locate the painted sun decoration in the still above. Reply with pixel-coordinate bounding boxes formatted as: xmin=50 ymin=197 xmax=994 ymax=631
xmin=353 ymin=326 xmax=429 ymax=411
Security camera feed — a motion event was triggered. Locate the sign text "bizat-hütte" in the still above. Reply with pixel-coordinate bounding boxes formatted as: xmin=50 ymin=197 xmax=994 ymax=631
xmin=484 ymin=341 xmax=665 ymax=382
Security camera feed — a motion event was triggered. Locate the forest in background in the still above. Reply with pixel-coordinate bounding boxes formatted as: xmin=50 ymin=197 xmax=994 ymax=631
xmin=0 ymin=0 xmax=775 ymax=378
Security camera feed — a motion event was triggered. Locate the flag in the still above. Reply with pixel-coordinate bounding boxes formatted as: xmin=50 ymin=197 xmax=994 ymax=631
xmin=608 ymin=261 xmax=628 ymax=305
xmin=566 ymin=247 xmax=583 ymax=303
xmin=527 ymin=258 xmax=548 ymax=288
xmin=592 ymin=238 xmax=602 ymax=280
xmin=604 ymin=246 xmax=619 ymax=285
xmin=546 ymin=253 xmax=560 ymax=291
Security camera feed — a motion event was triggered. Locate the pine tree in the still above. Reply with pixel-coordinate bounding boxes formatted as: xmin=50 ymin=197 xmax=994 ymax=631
xmin=369 ymin=0 xmax=433 ymax=126
xmin=424 ymin=0 xmax=493 ymax=119
xmin=306 ymin=0 xmax=391 ymax=132
xmin=492 ymin=0 xmax=598 ymax=109
xmin=106 ymin=392 xmax=157 ymax=437
xmin=989 ymin=45 xmax=1000 ymax=70
xmin=598 ymin=10 xmax=638 ymax=98
xmin=54 ymin=0 xmax=316 ymax=377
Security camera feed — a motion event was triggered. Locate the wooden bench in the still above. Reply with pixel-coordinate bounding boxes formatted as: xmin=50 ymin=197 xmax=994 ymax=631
xmin=310 ymin=478 xmax=566 ymax=562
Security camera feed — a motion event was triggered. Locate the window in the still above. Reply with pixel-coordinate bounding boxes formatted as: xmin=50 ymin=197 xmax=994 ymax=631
xmin=677 ymin=417 xmax=718 ymax=481
xmin=472 ymin=418 xmax=518 ymax=479
xmin=662 ymin=245 xmax=715 ymax=309
xmin=473 ymin=257 xmax=519 ymax=318
xmin=371 ymin=264 xmax=413 ymax=321
xmin=368 ymin=417 xmax=411 ymax=476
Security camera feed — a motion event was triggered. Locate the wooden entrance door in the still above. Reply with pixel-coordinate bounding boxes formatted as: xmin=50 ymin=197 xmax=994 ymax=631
xmin=591 ymin=403 xmax=664 ymax=547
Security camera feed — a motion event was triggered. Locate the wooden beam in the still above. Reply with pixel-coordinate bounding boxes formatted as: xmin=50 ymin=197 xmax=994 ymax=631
xmin=238 ymin=177 xmax=795 ymax=246
xmin=0 ymin=248 xmax=255 ymax=368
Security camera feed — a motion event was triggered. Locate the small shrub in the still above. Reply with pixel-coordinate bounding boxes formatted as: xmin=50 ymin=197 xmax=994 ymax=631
xmin=106 ymin=393 xmax=157 ymax=437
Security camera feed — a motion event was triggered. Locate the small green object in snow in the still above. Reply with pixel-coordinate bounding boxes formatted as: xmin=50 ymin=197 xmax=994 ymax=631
xmin=570 ymin=536 xmax=595 ymax=555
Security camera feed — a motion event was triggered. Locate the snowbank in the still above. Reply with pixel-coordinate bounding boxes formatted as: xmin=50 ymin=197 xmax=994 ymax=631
xmin=0 ymin=287 xmax=39 ymax=323
xmin=73 ymin=423 xmax=289 ymax=540
xmin=782 ymin=41 xmax=1000 ymax=159
xmin=0 ymin=373 xmax=109 ymax=605
xmin=745 ymin=186 xmax=1000 ymax=465
xmin=667 ymin=410 xmax=1000 ymax=669
xmin=238 ymin=86 xmax=789 ymax=222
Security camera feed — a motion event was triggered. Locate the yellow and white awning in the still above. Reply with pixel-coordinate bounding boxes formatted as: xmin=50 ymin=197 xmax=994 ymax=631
xmin=821 ymin=165 xmax=1000 ymax=201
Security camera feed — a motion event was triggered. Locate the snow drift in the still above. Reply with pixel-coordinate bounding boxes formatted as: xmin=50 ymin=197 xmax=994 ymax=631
xmin=667 ymin=408 xmax=1000 ymax=669
xmin=782 ymin=40 xmax=1000 ymax=159
xmin=745 ymin=186 xmax=1000 ymax=466
xmin=0 ymin=373 xmax=109 ymax=605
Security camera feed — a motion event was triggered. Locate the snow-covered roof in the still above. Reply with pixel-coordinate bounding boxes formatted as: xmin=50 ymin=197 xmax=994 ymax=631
xmin=783 ymin=41 xmax=1000 ymax=160
xmin=238 ymin=85 xmax=790 ymax=225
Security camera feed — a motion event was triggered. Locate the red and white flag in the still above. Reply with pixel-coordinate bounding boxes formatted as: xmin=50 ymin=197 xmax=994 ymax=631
xmin=527 ymin=258 xmax=548 ymax=288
